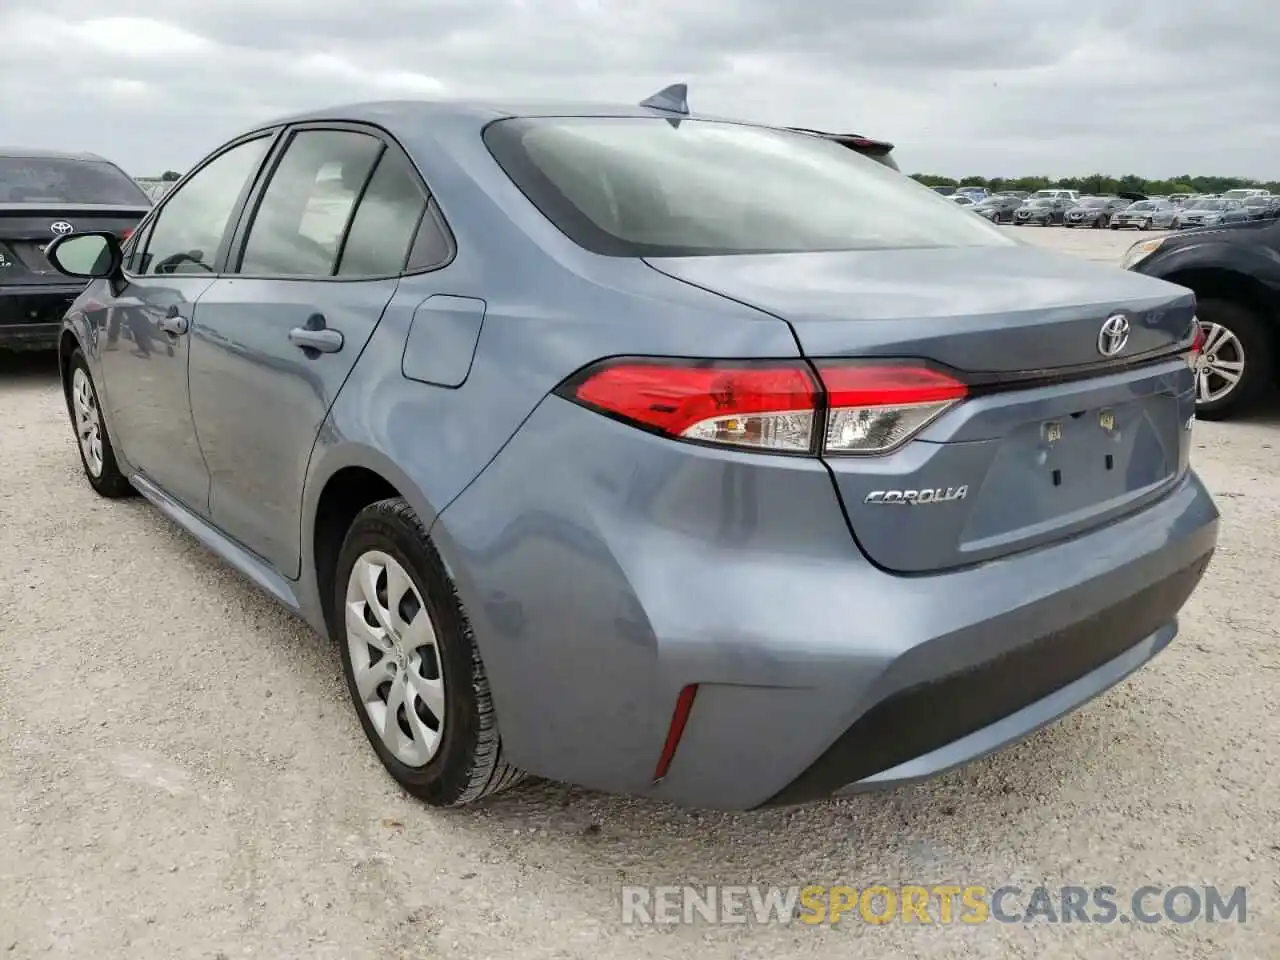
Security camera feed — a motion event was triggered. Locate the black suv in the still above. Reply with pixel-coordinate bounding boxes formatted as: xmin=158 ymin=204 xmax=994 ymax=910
xmin=1125 ymin=221 xmax=1280 ymax=418
xmin=0 ymin=149 xmax=150 ymax=351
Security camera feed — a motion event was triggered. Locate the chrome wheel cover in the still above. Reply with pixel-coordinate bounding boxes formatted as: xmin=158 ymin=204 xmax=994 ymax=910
xmin=71 ymin=368 xmax=104 ymax=477
xmin=345 ymin=550 xmax=445 ymax=768
xmin=1196 ymin=321 xmax=1246 ymax=405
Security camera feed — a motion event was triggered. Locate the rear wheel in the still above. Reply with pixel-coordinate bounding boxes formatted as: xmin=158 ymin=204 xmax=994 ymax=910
xmin=1193 ymin=298 xmax=1274 ymax=420
xmin=335 ymin=497 xmax=524 ymax=806
xmin=66 ymin=349 xmax=133 ymax=498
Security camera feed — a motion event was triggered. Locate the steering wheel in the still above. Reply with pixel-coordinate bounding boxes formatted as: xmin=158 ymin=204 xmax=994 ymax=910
xmin=153 ymin=250 xmax=211 ymax=274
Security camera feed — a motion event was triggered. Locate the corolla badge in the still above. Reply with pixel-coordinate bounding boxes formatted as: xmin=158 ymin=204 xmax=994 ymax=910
xmin=864 ymin=486 xmax=968 ymax=505
xmin=1097 ymin=313 xmax=1130 ymax=357
xmin=49 ymin=221 xmax=74 ymax=236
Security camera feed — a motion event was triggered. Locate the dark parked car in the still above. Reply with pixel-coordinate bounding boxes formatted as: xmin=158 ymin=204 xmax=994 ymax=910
xmin=972 ymin=195 xmax=1024 ymax=223
xmin=1175 ymin=198 xmax=1250 ymax=230
xmin=1124 ymin=220 xmax=1279 ymax=418
xmin=1013 ymin=197 xmax=1070 ymax=225
xmin=42 ymin=89 xmax=1217 ymax=811
xmin=1064 ymin=196 xmax=1130 ymax=229
xmin=1111 ymin=199 xmax=1178 ymax=231
xmin=0 ymin=148 xmax=151 ymax=351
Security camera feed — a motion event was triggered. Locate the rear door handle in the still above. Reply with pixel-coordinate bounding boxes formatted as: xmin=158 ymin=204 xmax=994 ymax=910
xmin=288 ymin=314 xmax=344 ymax=354
xmin=158 ymin=306 xmax=188 ymax=336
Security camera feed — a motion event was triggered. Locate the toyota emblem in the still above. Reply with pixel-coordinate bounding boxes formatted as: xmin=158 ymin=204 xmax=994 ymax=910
xmin=1097 ymin=313 xmax=1130 ymax=357
xmin=49 ymin=221 xmax=74 ymax=236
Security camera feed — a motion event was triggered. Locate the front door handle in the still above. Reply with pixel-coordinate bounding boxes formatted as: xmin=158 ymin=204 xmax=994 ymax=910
xmin=158 ymin=306 xmax=188 ymax=336
xmin=288 ymin=313 xmax=344 ymax=354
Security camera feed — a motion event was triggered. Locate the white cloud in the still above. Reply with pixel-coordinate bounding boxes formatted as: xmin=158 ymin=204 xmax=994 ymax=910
xmin=0 ymin=0 xmax=1275 ymax=180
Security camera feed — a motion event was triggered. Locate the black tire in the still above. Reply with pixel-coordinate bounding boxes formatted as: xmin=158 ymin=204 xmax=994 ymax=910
xmin=1140 ymin=218 xmax=1152 ymax=231
xmin=1193 ymin=298 xmax=1275 ymax=420
xmin=334 ymin=497 xmax=524 ymax=807
xmin=65 ymin=348 xmax=134 ymax=498
xmin=1110 ymin=223 xmax=1120 ymax=230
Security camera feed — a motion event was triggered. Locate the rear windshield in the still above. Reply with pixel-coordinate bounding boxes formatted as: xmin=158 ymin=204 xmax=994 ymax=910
xmin=484 ymin=117 xmax=1013 ymax=257
xmin=0 ymin=157 xmax=150 ymax=205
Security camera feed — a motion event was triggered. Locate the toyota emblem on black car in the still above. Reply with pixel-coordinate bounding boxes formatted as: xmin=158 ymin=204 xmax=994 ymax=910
xmin=49 ymin=221 xmax=74 ymax=236
xmin=1097 ymin=313 xmax=1130 ymax=357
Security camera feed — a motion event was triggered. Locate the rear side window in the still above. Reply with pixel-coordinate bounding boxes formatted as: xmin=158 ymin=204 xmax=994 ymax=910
xmin=484 ymin=117 xmax=1012 ymax=258
xmin=238 ymin=130 xmax=383 ymax=277
xmin=0 ymin=157 xmax=150 ymax=205
xmin=336 ymin=149 xmax=428 ymax=276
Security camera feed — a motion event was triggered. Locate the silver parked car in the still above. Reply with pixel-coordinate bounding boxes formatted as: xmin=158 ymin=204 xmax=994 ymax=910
xmin=43 ymin=89 xmax=1218 ymax=811
xmin=1111 ymin=199 xmax=1178 ymax=231
xmin=1176 ymin=197 xmax=1251 ymax=229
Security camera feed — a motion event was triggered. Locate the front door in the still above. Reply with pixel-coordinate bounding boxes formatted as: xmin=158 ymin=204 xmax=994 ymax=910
xmin=187 ymin=127 xmax=432 ymax=577
xmin=96 ymin=134 xmax=274 ymax=514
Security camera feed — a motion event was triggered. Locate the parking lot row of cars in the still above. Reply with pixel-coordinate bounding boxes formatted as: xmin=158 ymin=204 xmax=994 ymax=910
xmin=941 ymin=185 xmax=1280 ymax=230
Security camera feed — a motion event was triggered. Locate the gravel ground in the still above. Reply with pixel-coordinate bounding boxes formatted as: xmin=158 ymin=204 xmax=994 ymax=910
xmin=2 ymin=226 xmax=1278 ymax=959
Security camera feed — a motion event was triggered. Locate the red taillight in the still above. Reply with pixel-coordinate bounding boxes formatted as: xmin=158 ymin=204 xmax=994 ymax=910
xmin=815 ymin=362 xmax=967 ymax=455
xmin=565 ymin=359 xmax=819 ymax=453
xmin=1188 ymin=320 xmax=1205 ymax=369
xmin=558 ymin=358 xmax=967 ymax=456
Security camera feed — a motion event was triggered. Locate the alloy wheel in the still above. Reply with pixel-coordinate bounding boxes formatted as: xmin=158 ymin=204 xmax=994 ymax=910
xmin=1196 ymin=321 xmax=1246 ymax=405
xmin=345 ymin=550 xmax=446 ymax=768
xmin=72 ymin=368 xmax=104 ymax=477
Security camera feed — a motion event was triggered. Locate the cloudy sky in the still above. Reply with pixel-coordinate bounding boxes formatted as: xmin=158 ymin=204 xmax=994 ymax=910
xmin=1 ymin=0 xmax=1277 ymax=180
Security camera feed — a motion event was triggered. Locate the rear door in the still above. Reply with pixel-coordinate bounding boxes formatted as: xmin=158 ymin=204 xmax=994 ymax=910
xmin=187 ymin=124 xmax=433 ymax=578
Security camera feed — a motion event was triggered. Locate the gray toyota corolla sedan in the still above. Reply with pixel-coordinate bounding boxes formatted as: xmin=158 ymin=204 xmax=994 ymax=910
xmin=45 ymin=88 xmax=1219 ymax=811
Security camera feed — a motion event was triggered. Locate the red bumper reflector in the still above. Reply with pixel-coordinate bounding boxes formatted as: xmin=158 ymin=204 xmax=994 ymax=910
xmin=652 ymin=684 xmax=699 ymax=783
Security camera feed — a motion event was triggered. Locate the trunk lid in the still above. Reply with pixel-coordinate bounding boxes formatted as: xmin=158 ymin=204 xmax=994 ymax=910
xmin=646 ymin=245 xmax=1197 ymax=573
xmin=0 ymin=204 xmax=148 ymax=285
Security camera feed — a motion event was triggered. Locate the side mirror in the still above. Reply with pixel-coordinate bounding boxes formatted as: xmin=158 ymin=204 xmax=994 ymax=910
xmin=45 ymin=231 xmax=121 ymax=280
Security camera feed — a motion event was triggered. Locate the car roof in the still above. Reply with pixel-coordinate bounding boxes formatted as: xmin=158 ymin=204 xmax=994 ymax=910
xmin=0 ymin=146 xmax=109 ymax=162
xmin=249 ymin=98 xmax=752 ymax=134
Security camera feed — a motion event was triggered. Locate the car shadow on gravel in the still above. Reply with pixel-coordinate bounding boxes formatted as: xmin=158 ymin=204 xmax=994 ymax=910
xmin=0 ymin=351 xmax=59 ymax=381
xmin=441 ymin=705 xmax=1118 ymax=885
xmin=1231 ymin=396 xmax=1280 ymax=427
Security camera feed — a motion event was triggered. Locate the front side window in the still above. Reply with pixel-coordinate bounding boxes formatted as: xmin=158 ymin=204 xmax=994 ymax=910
xmin=0 ymin=157 xmax=150 ymax=205
xmin=238 ymin=130 xmax=383 ymax=277
xmin=485 ymin=117 xmax=1013 ymax=257
xmin=139 ymin=136 xmax=271 ymax=275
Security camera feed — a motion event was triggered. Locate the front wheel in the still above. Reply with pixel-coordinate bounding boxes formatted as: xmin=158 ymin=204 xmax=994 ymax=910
xmin=335 ymin=498 xmax=525 ymax=807
xmin=1193 ymin=299 xmax=1274 ymax=420
xmin=1140 ymin=219 xmax=1153 ymax=231
xmin=66 ymin=349 xmax=134 ymax=498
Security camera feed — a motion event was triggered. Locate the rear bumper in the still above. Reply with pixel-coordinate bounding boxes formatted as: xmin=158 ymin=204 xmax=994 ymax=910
xmin=0 ymin=284 xmax=82 ymax=350
xmin=434 ymin=397 xmax=1220 ymax=810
